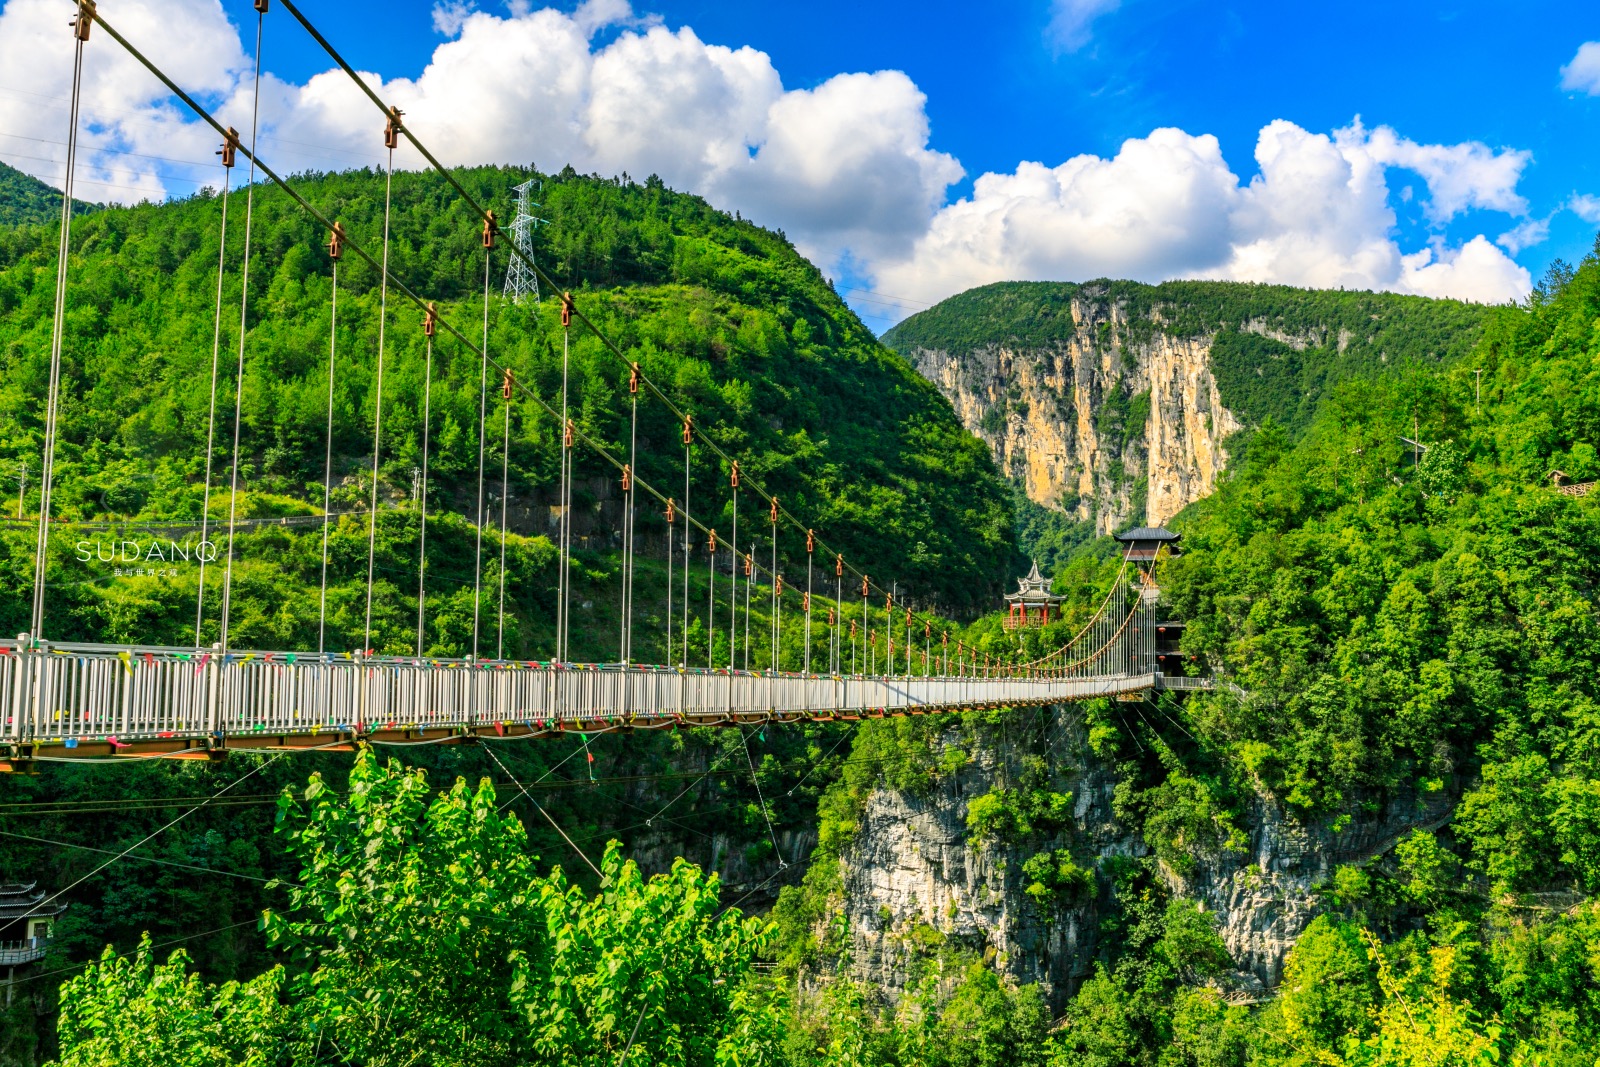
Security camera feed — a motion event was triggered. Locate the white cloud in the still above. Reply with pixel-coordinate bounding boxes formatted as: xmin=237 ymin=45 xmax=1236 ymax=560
xmin=1399 ymin=237 xmax=1534 ymax=303
xmin=1048 ymin=0 xmax=1119 ymax=52
xmin=1560 ymin=41 xmax=1600 ymax=95
xmin=430 ymin=1 xmax=476 ymax=37
xmin=1570 ymin=193 xmax=1600 ymax=224
xmin=0 ymin=0 xmax=247 ymax=203
xmin=1361 ymin=121 xmax=1530 ymax=222
xmin=0 ymin=0 xmax=953 ymax=274
xmin=1496 ymin=216 xmax=1550 ymax=254
xmin=0 ymin=0 xmax=1539 ymax=318
xmin=882 ymin=129 xmax=1240 ymax=301
xmin=874 ymin=118 xmax=1533 ymax=309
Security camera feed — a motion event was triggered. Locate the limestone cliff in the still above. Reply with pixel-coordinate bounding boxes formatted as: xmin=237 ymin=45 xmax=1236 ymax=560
xmin=828 ymin=708 xmax=1451 ymax=1010
xmin=883 ymin=280 xmax=1488 ymax=536
xmin=907 ymin=326 xmax=1240 ymax=534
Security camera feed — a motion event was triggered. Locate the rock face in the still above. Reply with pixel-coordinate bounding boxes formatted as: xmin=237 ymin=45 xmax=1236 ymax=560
xmin=833 ymin=708 xmax=1452 ymax=1010
xmin=837 ymin=714 xmax=1128 ymax=1005
xmin=902 ymin=305 xmax=1242 ymax=534
xmin=884 ymin=280 xmax=1487 ymax=538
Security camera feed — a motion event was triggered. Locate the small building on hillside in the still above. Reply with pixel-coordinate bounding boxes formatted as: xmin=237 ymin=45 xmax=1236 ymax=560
xmin=1114 ymin=526 xmax=1182 ymax=567
xmin=0 ymin=882 xmax=64 ymax=968
xmin=1004 ymin=561 xmax=1065 ymax=629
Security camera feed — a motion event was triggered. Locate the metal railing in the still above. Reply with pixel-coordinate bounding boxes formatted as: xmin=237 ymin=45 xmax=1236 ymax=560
xmin=0 ymin=937 xmax=49 ymax=966
xmin=0 ymin=640 xmax=1201 ymax=748
xmin=1 ymin=573 xmax=1218 ymax=752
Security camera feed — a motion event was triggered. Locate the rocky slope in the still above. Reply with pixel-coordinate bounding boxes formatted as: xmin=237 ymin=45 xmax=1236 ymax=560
xmin=883 ymin=280 xmax=1487 ymax=536
xmin=829 ymin=706 xmax=1453 ymax=1010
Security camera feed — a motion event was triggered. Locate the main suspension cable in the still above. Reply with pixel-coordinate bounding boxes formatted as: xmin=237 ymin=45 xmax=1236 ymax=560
xmin=218 ymin=1 xmax=266 ymax=653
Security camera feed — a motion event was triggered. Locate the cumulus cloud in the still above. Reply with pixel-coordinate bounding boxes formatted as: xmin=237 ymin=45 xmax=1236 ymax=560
xmin=873 ymin=118 xmax=1533 ymax=309
xmin=0 ymin=0 xmax=248 ymax=203
xmin=885 ymin=129 xmax=1240 ymax=300
xmin=0 ymin=0 xmax=956 ymax=273
xmin=1496 ymin=216 xmax=1550 ymax=254
xmin=1399 ymin=237 xmax=1535 ymax=304
xmin=1362 ymin=121 xmax=1529 ymax=221
xmin=0 ymin=0 xmax=1538 ymax=318
xmin=1561 ymin=41 xmax=1600 ymax=95
xmin=1570 ymin=193 xmax=1600 ymax=224
xmin=1048 ymin=0 xmax=1119 ymax=52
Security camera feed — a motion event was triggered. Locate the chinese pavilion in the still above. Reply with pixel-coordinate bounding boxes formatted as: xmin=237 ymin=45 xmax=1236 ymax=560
xmin=1003 ymin=561 xmax=1065 ymax=629
xmin=0 ymin=881 xmax=64 ymax=1001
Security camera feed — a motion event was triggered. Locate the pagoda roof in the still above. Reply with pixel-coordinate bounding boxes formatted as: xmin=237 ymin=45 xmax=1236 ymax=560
xmin=1114 ymin=526 xmax=1181 ymax=543
xmin=0 ymin=886 xmax=65 ymax=920
xmin=1005 ymin=560 xmax=1065 ymax=603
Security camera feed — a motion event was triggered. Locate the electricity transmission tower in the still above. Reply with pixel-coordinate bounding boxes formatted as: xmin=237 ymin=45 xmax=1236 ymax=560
xmin=502 ymin=179 xmax=546 ymax=304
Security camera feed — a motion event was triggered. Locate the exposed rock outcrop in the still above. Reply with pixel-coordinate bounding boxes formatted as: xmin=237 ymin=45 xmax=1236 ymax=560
xmin=831 ymin=708 xmax=1451 ymax=1010
xmin=903 ymin=304 xmax=1242 ymax=534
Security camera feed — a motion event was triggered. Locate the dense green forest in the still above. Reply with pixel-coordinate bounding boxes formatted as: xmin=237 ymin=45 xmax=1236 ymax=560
xmin=0 ymin=162 xmax=97 ymax=228
xmin=0 ymin=162 xmax=1015 ymax=663
xmin=768 ymin=250 xmax=1600 ymax=1064
xmin=6 ymin=155 xmax=1600 ymax=1067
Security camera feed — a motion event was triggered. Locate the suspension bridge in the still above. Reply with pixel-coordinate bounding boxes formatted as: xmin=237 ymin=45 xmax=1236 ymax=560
xmin=3 ymin=0 xmax=1214 ymax=767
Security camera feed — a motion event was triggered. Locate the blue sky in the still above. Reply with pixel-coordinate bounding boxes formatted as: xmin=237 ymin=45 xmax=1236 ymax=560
xmin=2 ymin=0 xmax=1597 ymax=330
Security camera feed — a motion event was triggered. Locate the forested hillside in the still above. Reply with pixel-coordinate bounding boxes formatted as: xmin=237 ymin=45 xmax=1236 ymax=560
xmin=883 ymin=279 xmax=1487 ymax=435
xmin=0 ymin=163 xmax=1014 ymax=663
xmin=0 ymin=162 xmax=96 ymax=228
xmin=883 ymin=279 xmax=1491 ymax=570
xmin=6 ymin=155 xmax=1600 ymax=1067
xmin=767 ymin=250 xmax=1600 ymax=1064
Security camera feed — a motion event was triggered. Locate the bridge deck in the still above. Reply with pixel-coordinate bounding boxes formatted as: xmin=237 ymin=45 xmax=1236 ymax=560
xmin=0 ymin=641 xmax=1202 ymax=763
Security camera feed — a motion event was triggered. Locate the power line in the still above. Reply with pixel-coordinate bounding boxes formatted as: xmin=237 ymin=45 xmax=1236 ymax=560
xmin=0 ymin=828 xmax=294 ymax=887
xmin=7 ymin=917 xmax=263 ymax=990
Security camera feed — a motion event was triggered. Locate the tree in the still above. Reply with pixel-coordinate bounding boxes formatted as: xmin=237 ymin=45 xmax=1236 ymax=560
xmin=51 ymin=750 xmax=787 ymax=1067
xmin=51 ymin=939 xmax=282 ymax=1067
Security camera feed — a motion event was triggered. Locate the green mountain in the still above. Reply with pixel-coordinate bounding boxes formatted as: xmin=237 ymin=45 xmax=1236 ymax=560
xmin=764 ymin=251 xmax=1600 ymax=1064
xmin=883 ymin=279 xmax=1491 ymax=570
xmin=0 ymin=158 xmax=98 ymax=228
xmin=8 ymin=151 xmax=1600 ymax=1067
xmin=883 ymin=279 xmax=1489 ymax=433
xmin=0 ymin=164 xmax=1015 ymax=656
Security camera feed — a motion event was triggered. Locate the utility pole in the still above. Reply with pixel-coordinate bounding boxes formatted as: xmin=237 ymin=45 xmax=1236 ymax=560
xmin=501 ymin=179 xmax=546 ymax=304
